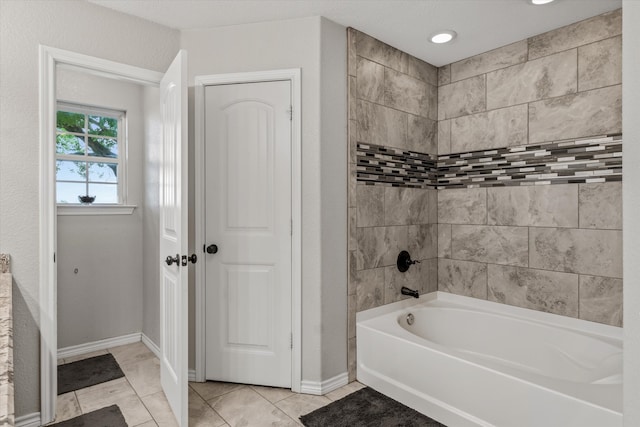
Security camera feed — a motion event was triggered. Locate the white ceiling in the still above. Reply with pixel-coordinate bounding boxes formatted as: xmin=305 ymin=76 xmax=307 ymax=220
xmin=89 ymin=0 xmax=621 ymax=66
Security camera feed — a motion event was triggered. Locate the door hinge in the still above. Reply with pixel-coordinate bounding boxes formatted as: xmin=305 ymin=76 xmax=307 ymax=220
xmin=287 ymin=106 xmax=293 ymax=121
xmin=290 ymin=332 xmax=293 ymax=349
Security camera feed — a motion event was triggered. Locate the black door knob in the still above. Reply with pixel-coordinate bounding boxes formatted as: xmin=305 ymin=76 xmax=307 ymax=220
xmin=165 ymin=254 xmax=180 ymax=266
xmin=205 ymin=244 xmax=218 ymax=254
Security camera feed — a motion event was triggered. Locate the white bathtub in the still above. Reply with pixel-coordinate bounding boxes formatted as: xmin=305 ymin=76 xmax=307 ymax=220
xmin=356 ymin=291 xmax=622 ymax=427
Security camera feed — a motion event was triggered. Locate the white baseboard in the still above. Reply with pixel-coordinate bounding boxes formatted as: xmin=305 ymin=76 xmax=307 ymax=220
xmin=300 ymin=372 xmax=348 ymax=395
xmin=189 ymin=369 xmax=196 ymax=382
xmin=16 ymin=412 xmax=41 ymax=427
xmin=141 ymin=333 xmax=161 ymax=359
xmin=57 ymin=332 xmax=142 ymax=360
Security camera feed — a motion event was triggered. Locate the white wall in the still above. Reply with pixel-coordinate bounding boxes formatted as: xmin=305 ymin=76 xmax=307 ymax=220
xmin=180 ymin=16 xmax=348 ymax=382
xmin=56 ymin=69 xmax=144 ymax=349
xmin=623 ymin=2 xmax=640 ymax=425
xmin=0 ymin=0 xmax=179 ymax=416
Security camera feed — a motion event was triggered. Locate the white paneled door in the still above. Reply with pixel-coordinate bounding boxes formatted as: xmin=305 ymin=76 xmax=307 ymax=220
xmin=159 ymin=50 xmax=188 ymax=426
xmin=204 ymin=81 xmax=292 ymax=387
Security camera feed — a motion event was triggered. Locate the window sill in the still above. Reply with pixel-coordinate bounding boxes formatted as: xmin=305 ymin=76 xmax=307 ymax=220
xmin=57 ymin=205 xmax=137 ymax=216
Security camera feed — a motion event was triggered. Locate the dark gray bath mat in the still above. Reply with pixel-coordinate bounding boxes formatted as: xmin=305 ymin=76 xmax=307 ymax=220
xmin=49 ymin=405 xmax=128 ymax=427
xmin=58 ymin=353 xmax=124 ymax=394
xmin=300 ymin=387 xmax=446 ymax=427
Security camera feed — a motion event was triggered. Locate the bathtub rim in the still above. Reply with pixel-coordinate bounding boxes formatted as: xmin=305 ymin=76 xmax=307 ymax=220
xmin=356 ymin=291 xmax=623 ymax=342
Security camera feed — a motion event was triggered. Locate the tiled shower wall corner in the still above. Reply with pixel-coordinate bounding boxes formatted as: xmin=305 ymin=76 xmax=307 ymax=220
xmin=347 ymin=28 xmax=439 ymax=381
xmin=347 ymin=9 xmax=623 ymax=382
xmin=436 ymin=9 xmax=622 ymax=328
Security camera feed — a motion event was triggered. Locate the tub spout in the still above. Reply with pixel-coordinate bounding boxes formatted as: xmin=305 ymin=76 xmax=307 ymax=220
xmin=401 ymin=286 xmax=420 ymax=298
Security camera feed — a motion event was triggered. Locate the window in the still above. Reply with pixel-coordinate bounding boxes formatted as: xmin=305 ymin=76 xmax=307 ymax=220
xmin=55 ymin=103 xmax=126 ymax=205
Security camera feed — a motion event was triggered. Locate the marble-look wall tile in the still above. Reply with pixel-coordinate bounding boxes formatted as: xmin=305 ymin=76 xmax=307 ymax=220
xmin=528 ymin=85 xmax=621 ymax=143
xmin=349 ymin=167 xmax=356 ymax=208
xmin=355 ymin=267 xmax=384 ymax=311
xmin=438 ymin=64 xmax=451 ymax=86
xmin=384 ymin=187 xmax=431 ymax=225
xmin=579 ymin=275 xmax=623 ymax=326
xmin=427 ymin=189 xmax=438 ymax=224
xmin=356 ymin=185 xmax=384 ymax=227
xmin=438 ymin=258 xmax=487 ymax=299
xmin=347 ymin=28 xmax=357 ymax=77
xmin=438 ymin=224 xmax=452 ymax=259
xmin=407 ymin=115 xmax=437 ymax=154
xmin=348 ymin=337 xmax=356 ymax=381
xmin=579 ymin=182 xmax=622 ymax=229
xmin=438 ymin=120 xmax=451 ymax=155
xmin=384 ymin=68 xmax=434 ymax=119
xmin=348 ymin=251 xmax=357 ymax=295
xmin=487 ymin=185 xmax=578 ymax=227
xmin=406 ymin=55 xmax=438 ymax=86
xmin=348 ymin=294 xmax=357 ymax=339
xmin=408 ymin=224 xmax=437 ymax=260
xmin=528 ymin=9 xmax=622 ymax=60
xmin=356 ymin=30 xmax=408 ymax=73
xmin=348 ymin=76 xmax=357 ymax=121
xmin=438 ymin=75 xmax=486 ymax=120
xmin=451 ymin=40 xmax=528 ymax=82
xmin=356 ymin=57 xmax=385 ymax=104
xmin=348 ymin=120 xmax=357 ymax=164
xmin=487 ymin=49 xmax=577 ymax=110
xmin=487 ymin=264 xmax=579 ymax=317
xmin=530 ymin=227 xmax=622 ymax=278
xmin=438 ymin=188 xmax=487 ymax=225
xmin=357 ymin=99 xmax=407 ymax=148
xmin=578 ymin=35 xmax=622 ymax=92
xmin=356 ymin=226 xmax=408 ymax=269
xmin=348 ymin=208 xmax=357 ymax=250
xmin=451 ymin=104 xmax=528 ymax=152
xmin=452 ymin=225 xmax=529 ymax=266
xmin=384 ymin=262 xmax=430 ymax=304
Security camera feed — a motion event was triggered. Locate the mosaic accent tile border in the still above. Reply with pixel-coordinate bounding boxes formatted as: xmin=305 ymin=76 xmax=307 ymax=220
xmin=356 ymin=135 xmax=622 ymax=189
xmin=356 ymin=144 xmax=438 ymax=188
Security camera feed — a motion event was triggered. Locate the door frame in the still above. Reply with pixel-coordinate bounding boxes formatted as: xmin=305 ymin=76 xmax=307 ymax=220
xmin=38 ymin=45 xmax=163 ymax=423
xmin=194 ymin=69 xmax=302 ymax=392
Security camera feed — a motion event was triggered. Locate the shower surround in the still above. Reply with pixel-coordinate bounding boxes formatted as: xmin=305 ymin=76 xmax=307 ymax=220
xmin=347 ymin=8 xmax=623 ymax=382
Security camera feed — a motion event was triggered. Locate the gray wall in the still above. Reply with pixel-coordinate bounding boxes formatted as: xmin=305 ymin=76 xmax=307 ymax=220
xmin=346 ymin=28 xmax=439 ymax=381
xmin=0 ymin=0 xmax=180 ymax=416
xmin=623 ymin=1 xmax=640 ymax=425
xmin=180 ymin=16 xmax=348 ymax=382
xmin=436 ymin=9 xmax=622 ymax=326
xmin=56 ymin=69 xmax=145 ymax=348
xmin=142 ymin=86 xmax=162 ymax=346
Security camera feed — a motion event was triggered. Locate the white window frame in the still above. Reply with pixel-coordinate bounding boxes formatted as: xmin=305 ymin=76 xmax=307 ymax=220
xmin=55 ymin=102 xmax=135 ymax=215
xmin=55 ymin=101 xmax=127 ymax=205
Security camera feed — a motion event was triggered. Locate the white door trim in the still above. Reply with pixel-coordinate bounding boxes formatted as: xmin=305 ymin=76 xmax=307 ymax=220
xmin=38 ymin=45 xmax=162 ymax=424
xmin=194 ymin=69 xmax=302 ymax=392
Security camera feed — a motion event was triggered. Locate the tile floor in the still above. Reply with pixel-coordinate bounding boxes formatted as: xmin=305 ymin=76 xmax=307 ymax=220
xmin=52 ymin=342 xmax=365 ymax=426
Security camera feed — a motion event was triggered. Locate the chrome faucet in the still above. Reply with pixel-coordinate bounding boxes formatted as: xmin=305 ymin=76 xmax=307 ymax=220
xmin=401 ymin=286 xmax=420 ymax=298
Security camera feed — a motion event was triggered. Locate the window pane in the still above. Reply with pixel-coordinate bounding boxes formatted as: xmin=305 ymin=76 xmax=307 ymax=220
xmin=88 ymin=137 xmax=118 ymax=158
xmin=56 ymin=160 xmax=87 ymax=181
xmin=89 ymin=183 xmax=118 ymax=204
xmin=89 ymin=162 xmax=117 ymax=183
xmin=88 ymin=115 xmax=118 ymax=137
xmin=56 ymin=134 xmax=86 ymax=155
xmin=56 ymin=182 xmax=86 ymax=204
xmin=57 ymin=111 xmax=85 ymax=133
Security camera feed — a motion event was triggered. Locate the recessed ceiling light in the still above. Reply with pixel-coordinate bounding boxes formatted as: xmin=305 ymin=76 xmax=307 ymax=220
xmin=529 ymin=0 xmax=555 ymax=4
xmin=430 ymin=30 xmax=457 ymax=44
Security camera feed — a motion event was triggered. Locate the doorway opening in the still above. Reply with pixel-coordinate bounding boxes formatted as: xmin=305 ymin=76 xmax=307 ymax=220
xmin=39 ymin=46 xmax=189 ymax=425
